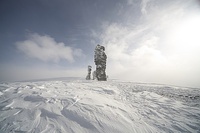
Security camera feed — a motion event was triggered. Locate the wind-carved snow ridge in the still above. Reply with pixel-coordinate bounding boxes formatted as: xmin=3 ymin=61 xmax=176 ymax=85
xmin=0 ymin=80 xmax=200 ymax=133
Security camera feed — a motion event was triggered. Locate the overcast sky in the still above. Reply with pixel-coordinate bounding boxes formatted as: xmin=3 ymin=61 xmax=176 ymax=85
xmin=0 ymin=0 xmax=200 ymax=88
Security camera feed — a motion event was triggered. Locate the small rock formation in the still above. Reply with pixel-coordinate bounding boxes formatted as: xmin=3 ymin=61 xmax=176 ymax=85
xmin=86 ymin=65 xmax=92 ymax=80
xmin=94 ymin=44 xmax=107 ymax=81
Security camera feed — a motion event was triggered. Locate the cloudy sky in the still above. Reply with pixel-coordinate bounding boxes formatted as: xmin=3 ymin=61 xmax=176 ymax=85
xmin=0 ymin=0 xmax=200 ymax=88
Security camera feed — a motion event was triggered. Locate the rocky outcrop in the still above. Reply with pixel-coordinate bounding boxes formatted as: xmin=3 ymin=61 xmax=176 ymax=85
xmin=86 ymin=65 xmax=92 ymax=80
xmin=94 ymin=44 xmax=107 ymax=81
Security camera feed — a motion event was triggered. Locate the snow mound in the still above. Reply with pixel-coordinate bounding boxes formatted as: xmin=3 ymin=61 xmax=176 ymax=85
xmin=0 ymin=80 xmax=200 ymax=133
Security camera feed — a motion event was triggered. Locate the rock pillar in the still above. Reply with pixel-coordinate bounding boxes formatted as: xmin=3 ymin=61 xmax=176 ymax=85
xmin=86 ymin=65 xmax=92 ymax=80
xmin=94 ymin=44 xmax=107 ymax=81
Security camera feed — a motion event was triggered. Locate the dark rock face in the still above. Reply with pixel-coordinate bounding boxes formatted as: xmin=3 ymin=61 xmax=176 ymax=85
xmin=94 ymin=44 xmax=107 ymax=81
xmin=86 ymin=65 xmax=92 ymax=80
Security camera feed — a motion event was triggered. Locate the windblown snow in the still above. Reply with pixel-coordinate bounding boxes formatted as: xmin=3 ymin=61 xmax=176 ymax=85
xmin=0 ymin=79 xmax=200 ymax=133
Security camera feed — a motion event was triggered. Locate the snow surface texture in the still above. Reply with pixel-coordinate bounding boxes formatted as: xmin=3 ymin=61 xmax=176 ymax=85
xmin=0 ymin=79 xmax=200 ymax=133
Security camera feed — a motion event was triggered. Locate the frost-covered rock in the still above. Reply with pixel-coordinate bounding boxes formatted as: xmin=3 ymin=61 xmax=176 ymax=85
xmin=94 ymin=44 xmax=107 ymax=81
xmin=86 ymin=65 xmax=92 ymax=80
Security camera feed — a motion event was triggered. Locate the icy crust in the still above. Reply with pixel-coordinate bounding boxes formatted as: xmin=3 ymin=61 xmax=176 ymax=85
xmin=0 ymin=80 xmax=200 ymax=133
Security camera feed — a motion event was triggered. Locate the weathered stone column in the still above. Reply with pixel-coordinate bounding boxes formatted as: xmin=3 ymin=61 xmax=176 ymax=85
xmin=94 ymin=44 xmax=107 ymax=81
xmin=86 ymin=65 xmax=92 ymax=80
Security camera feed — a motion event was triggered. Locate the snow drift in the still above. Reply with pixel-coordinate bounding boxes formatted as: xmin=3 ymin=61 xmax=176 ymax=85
xmin=0 ymin=79 xmax=200 ymax=133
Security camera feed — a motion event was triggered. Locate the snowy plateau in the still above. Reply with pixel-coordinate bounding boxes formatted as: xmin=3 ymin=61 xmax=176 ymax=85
xmin=0 ymin=78 xmax=200 ymax=133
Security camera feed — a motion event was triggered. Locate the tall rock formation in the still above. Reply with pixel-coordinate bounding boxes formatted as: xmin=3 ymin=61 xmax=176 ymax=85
xmin=86 ymin=65 xmax=92 ymax=80
xmin=94 ymin=44 xmax=107 ymax=81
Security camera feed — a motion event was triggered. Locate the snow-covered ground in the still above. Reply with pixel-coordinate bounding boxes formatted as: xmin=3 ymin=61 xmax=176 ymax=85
xmin=0 ymin=78 xmax=200 ymax=133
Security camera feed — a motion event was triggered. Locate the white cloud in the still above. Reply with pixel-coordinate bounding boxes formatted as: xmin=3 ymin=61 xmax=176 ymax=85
xmin=141 ymin=0 xmax=151 ymax=15
xmin=16 ymin=33 xmax=83 ymax=63
xmin=127 ymin=0 xmax=151 ymax=15
xmin=100 ymin=22 xmax=167 ymax=77
xmin=99 ymin=0 xmax=200 ymax=88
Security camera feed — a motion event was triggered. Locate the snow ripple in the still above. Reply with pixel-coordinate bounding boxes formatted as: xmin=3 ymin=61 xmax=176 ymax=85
xmin=0 ymin=80 xmax=200 ymax=133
